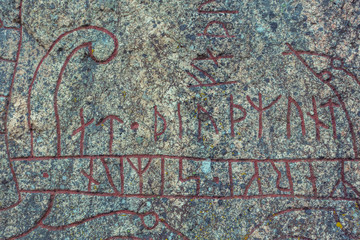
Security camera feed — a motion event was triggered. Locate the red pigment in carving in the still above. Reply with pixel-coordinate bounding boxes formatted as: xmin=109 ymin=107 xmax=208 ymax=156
xmin=6 ymin=4 xmax=360 ymax=239
xmin=0 ymin=0 xmax=23 ymax=212
xmin=100 ymin=158 xmax=120 ymax=194
xmin=197 ymin=20 xmax=235 ymax=38
xmin=160 ymin=157 xmax=165 ymax=195
xmin=7 ymin=194 xmax=55 ymax=240
xmin=306 ymin=96 xmax=329 ymax=141
xmin=15 ymin=158 xmax=360 ymax=201
xmin=0 ymin=57 xmax=16 ymax=63
xmin=329 ymin=160 xmax=360 ymax=199
xmin=188 ymin=81 xmax=238 ymax=88
xmin=230 ymin=94 xmax=247 ymax=138
xmin=160 ymin=218 xmax=190 ymax=240
xmin=154 ymin=106 xmax=167 ymax=142
xmin=271 ymin=162 xmax=293 ymax=193
xmin=283 ymin=43 xmax=360 ymax=202
xmin=3 ymin=26 xmax=21 ymax=31
xmin=126 ymin=157 xmax=153 ymax=194
xmin=97 ymin=115 xmax=123 ymax=154
xmin=177 ymin=102 xmax=183 ymax=139
xmin=193 ymin=49 xmax=233 ymax=66
xmin=285 ymin=162 xmax=294 ymax=196
xmin=81 ymin=158 xmax=100 ymax=192
xmin=246 ymin=93 xmax=282 ymax=138
xmin=186 ymin=48 xmax=236 ymax=87
xmin=39 ymin=210 xmax=159 ymax=231
xmin=228 ymin=161 xmax=234 ymax=196
xmin=179 ymin=158 xmax=201 ymax=195
xmin=306 ymin=163 xmax=318 ymax=197
xmin=28 ymin=25 xmax=118 ymax=157
xmin=8 ymin=197 xmax=189 ymax=240
xmin=186 ymin=63 xmax=217 ymax=85
xmin=287 ymin=96 xmax=306 ymax=138
xmin=243 ymin=161 xmax=262 ymax=195
xmin=320 ymin=98 xmax=340 ymax=139
xmin=12 ymin=154 xmax=360 ymax=201
xmin=72 ymin=108 xmax=94 ymax=156
xmin=55 ymin=43 xmax=91 ymax=156
xmin=283 ymin=43 xmax=358 ymax=157
xmin=282 ymin=49 xmax=360 ymax=87
xmin=130 ymin=122 xmax=139 ymax=130
xmin=197 ymin=103 xmax=219 ymax=140
xmin=120 ymin=157 xmax=125 ymax=194
xmin=198 ymin=0 xmax=239 ymax=14
xmin=5 ymin=34 xmax=360 ymax=239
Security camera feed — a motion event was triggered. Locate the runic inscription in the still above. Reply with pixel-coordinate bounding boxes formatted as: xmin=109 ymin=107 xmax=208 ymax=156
xmin=12 ymin=156 xmax=360 ymax=201
xmin=1 ymin=0 xmax=360 ymax=239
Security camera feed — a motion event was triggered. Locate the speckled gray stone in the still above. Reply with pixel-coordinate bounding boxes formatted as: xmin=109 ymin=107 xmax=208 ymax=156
xmin=1 ymin=0 xmax=360 ymax=239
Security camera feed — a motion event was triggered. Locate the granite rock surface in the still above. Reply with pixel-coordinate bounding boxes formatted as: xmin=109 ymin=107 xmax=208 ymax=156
xmin=1 ymin=0 xmax=360 ymax=239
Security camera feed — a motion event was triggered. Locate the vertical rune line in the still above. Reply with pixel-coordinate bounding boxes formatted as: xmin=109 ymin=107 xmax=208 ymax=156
xmin=72 ymin=108 xmax=94 ymax=156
